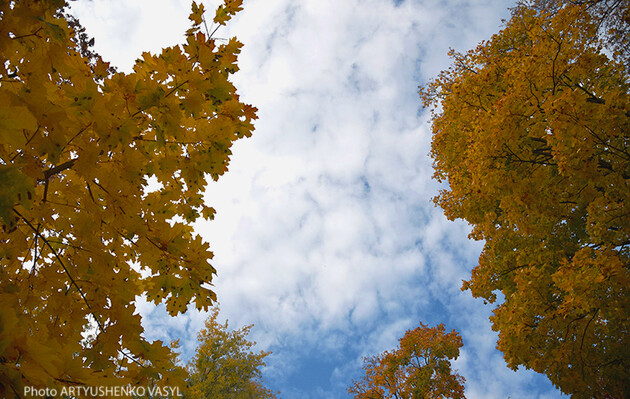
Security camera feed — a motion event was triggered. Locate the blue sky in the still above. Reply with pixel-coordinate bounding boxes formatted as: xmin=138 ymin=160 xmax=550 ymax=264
xmin=70 ymin=0 xmax=567 ymax=397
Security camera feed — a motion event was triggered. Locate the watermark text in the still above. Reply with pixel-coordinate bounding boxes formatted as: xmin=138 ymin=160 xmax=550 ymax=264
xmin=24 ymin=385 xmax=183 ymax=397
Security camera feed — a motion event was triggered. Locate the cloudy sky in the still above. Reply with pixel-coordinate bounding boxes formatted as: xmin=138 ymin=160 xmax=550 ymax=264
xmin=70 ymin=0 xmax=566 ymax=397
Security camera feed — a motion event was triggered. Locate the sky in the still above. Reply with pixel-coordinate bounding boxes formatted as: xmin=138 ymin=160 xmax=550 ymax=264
xmin=69 ymin=0 xmax=567 ymax=398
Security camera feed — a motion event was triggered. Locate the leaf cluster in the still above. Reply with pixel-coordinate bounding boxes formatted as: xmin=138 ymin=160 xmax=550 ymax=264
xmin=519 ymin=0 xmax=630 ymax=70
xmin=184 ymin=306 xmax=278 ymax=399
xmin=349 ymin=323 xmax=465 ymax=399
xmin=0 ymin=0 xmax=255 ymax=396
xmin=421 ymin=1 xmax=630 ymax=397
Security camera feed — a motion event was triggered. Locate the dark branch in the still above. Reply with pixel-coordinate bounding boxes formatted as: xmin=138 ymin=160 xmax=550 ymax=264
xmin=43 ymin=158 xmax=77 ymax=180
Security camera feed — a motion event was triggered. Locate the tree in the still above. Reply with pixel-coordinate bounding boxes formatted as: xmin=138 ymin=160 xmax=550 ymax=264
xmin=0 ymin=0 xmax=256 ymax=396
xmin=522 ymin=0 xmax=630 ymax=69
xmin=420 ymin=0 xmax=630 ymax=397
xmin=184 ymin=305 xmax=278 ymax=399
xmin=349 ymin=323 xmax=465 ymax=399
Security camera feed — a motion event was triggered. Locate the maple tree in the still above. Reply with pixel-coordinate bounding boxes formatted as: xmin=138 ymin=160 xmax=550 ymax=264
xmin=0 ymin=0 xmax=256 ymax=396
xmin=523 ymin=0 xmax=630 ymax=68
xmin=421 ymin=0 xmax=629 ymax=397
xmin=349 ymin=323 xmax=465 ymax=399
xmin=184 ymin=305 xmax=278 ymax=399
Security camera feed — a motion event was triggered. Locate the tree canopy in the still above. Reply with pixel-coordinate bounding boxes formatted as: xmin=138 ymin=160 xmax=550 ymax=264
xmin=349 ymin=323 xmax=465 ymax=399
xmin=421 ymin=0 xmax=630 ymax=397
xmin=0 ymin=0 xmax=255 ymax=395
xmin=185 ymin=306 xmax=278 ymax=399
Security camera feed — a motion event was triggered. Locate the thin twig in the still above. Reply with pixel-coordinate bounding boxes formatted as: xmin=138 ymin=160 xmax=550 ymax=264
xmin=10 ymin=126 xmax=41 ymax=162
xmin=165 ymin=80 xmax=190 ymax=98
xmin=201 ymin=15 xmax=211 ymax=38
xmin=10 ymin=27 xmax=43 ymax=40
xmin=60 ymin=123 xmax=93 ymax=154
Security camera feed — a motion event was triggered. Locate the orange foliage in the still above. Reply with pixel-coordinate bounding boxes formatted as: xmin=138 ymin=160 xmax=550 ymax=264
xmin=0 ymin=0 xmax=254 ymax=396
xmin=421 ymin=1 xmax=630 ymax=397
xmin=349 ymin=323 xmax=465 ymax=399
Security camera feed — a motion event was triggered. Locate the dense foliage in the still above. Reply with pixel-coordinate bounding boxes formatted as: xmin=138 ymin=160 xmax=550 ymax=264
xmin=185 ymin=306 xmax=278 ymax=399
xmin=349 ymin=323 xmax=465 ymax=399
xmin=421 ymin=0 xmax=629 ymax=397
xmin=0 ymin=0 xmax=255 ymax=395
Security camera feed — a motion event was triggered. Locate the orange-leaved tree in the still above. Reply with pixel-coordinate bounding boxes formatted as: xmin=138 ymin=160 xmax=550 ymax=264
xmin=421 ymin=0 xmax=630 ymax=397
xmin=349 ymin=323 xmax=465 ymax=399
xmin=0 ymin=0 xmax=256 ymax=396
xmin=184 ymin=305 xmax=278 ymax=399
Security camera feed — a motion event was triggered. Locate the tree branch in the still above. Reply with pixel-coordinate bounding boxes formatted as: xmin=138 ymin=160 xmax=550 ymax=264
xmin=43 ymin=158 xmax=77 ymax=180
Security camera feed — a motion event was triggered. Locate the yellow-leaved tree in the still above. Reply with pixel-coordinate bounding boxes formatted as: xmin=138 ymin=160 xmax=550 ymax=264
xmin=0 ymin=0 xmax=256 ymax=396
xmin=421 ymin=0 xmax=629 ymax=397
xmin=349 ymin=323 xmax=465 ymax=399
xmin=184 ymin=305 xmax=278 ymax=399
